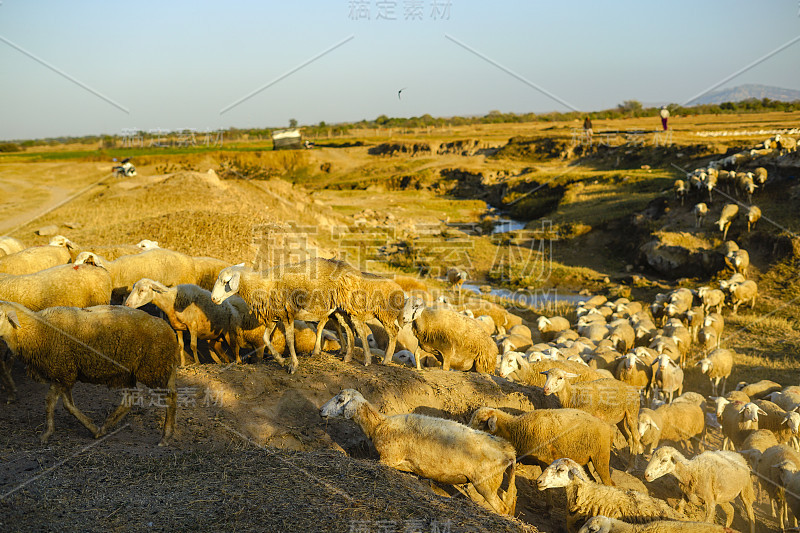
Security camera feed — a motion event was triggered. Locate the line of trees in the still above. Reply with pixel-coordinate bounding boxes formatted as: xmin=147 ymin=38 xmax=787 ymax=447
xmin=5 ymin=97 xmax=799 ymax=148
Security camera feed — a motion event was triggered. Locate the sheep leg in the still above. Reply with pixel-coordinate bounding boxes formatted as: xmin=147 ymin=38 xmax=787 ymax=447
xmin=501 ymin=461 xmax=517 ymax=516
xmin=380 ymin=322 xmax=399 ymax=365
xmin=470 ymin=473 xmax=509 ymax=516
xmin=176 ymin=331 xmax=189 ymax=366
xmin=331 ymin=312 xmax=350 ymax=357
xmin=96 ymin=395 xmax=133 ymax=438
xmin=41 ymin=383 xmax=64 ymax=444
xmin=159 ymin=368 xmax=177 ymax=447
xmin=227 ymin=330 xmax=242 ymax=364
xmin=441 ymin=347 xmax=454 ymax=371
xmin=263 ymin=323 xmax=286 ymax=365
xmin=0 ymin=344 xmax=16 ymax=403
xmin=413 ymin=347 xmax=422 ymax=370
xmin=311 ymin=311 xmax=334 ymax=356
xmin=208 ymin=338 xmax=231 ymax=365
xmin=58 ymin=389 xmax=101 ymax=440
xmin=283 ymin=319 xmax=300 ymax=374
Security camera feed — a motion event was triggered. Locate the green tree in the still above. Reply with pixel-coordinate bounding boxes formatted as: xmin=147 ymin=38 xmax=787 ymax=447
xmin=289 ymin=118 xmax=298 ymax=128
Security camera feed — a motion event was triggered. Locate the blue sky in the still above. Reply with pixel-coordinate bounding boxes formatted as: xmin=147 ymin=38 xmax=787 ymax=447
xmin=0 ymin=0 xmax=799 ymax=140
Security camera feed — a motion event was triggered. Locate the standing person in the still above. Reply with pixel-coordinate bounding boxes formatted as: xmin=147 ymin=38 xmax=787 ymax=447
xmin=660 ymin=106 xmax=670 ymax=130
xmin=583 ymin=116 xmax=593 ymax=141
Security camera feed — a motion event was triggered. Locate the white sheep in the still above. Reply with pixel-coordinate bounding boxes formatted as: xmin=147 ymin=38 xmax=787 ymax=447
xmin=468 ymin=406 xmax=614 ymax=485
xmin=537 ymin=458 xmax=685 ymax=532
xmin=735 ymin=173 xmax=757 ymax=203
xmin=697 ymin=286 xmax=725 ymax=315
xmin=75 ymin=249 xmax=196 ymax=302
xmin=752 ymin=399 xmax=800 ymax=450
xmin=720 ymin=401 xmax=762 ymax=451
xmin=537 ymin=315 xmax=571 ymax=341
xmin=542 ymin=368 xmax=641 ymax=469
xmin=735 ymin=380 xmax=781 ymax=400
xmin=745 ymin=205 xmax=760 ymax=232
xmin=726 ymin=280 xmax=757 ymax=314
xmin=400 ymin=298 xmax=497 ymax=373
xmin=742 ymin=444 xmax=800 ymax=530
xmin=697 ymin=348 xmax=734 ymax=396
xmin=692 ymin=203 xmax=708 ymax=228
xmin=320 ymin=389 xmax=517 ymax=515
xmin=638 ymin=402 xmax=705 ymax=456
xmin=716 ymin=204 xmax=739 ymax=241
xmin=643 ymin=446 xmax=755 ymax=533
xmin=578 ymin=515 xmax=732 ymax=533
xmin=125 ymin=279 xmax=241 ymax=365
xmin=0 ymin=301 xmax=179 ymax=445
xmin=0 ymin=243 xmax=71 ymax=275
xmin=650 ymin=353 xmax=683 ymax=404
xmin=673 ymin=180 xmax=687 ymax=205
xmin=0 ymin=236 xmax=25 ymax=256
xmin=724 ymin=249 xmax=749 ymax=277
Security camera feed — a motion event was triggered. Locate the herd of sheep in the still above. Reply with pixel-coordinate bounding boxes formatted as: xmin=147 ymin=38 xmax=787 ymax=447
xmin=0 ymin=135 xmax=798 ymax=532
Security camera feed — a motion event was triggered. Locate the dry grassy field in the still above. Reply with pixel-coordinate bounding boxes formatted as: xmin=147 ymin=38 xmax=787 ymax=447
xmin=1 ymin=111 xmax=799 ymax=532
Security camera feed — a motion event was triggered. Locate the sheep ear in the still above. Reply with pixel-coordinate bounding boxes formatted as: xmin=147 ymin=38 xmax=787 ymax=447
xmin=758 ymin=408 xmax=767 ymax=416
xmin=234 ymin=262 xmax=245 ymax=268
xmin=564 ymin=372 xmax=579 ymax=378
xmin=2 ymin=309 xmax=21 ymax=329
xmin=487 ymin=416 xmax=498 ymax=433
xmin=652 ymin=420 xmax=661 ymax=431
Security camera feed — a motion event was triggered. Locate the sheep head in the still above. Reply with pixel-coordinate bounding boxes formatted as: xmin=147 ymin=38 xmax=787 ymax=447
xmin=467 ymin=407 xmax=501 ymax=433
xmin=697 ymin=358 xmax=713 ymax=374
xmin=212 ymin=264 xmax=245 ymax=304
xmin=536 ymin=316 xmax=552 ymax=331
xmin=74 ymin=251 xmax=108 ymax=269
xmin=577 ymin=516 xmax=615 ymax=533
xmin=782 ymin=411 xmax=800 ymax=434
xmin=498 ymin=351 xmax=525 ymax=378
xmin=541 ymin=368 xmax=578 ymax=395
xmin=124 ymin=278 xmax=163 ymax=309
xmin=638 ymin=411 xmax=660 ymax=437
xmin=49 ymin=235 xmax=75 ymax=250
xmin=136 ymin=239 xmax=159 ymax=250
xmin=0 ymin=305 xmax=21 ymax=337
xmin=738 ymin=402 xmax=763 ymax=423
xmin=710 ymin=396 xmax=730 ymax=418
xmin=644 ymin=446 xmax=682 ymax=481
xmin=400 ymin=297 xmax=425 ymax=325
xmin=319 ymin=389 xmax=366 ymax=419
xmin=537 ymin=458 xmax=586 ymax=490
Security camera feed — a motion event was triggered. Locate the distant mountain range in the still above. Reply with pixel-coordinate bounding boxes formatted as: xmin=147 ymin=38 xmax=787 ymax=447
xmin=687 ymin=84 xmax=800 ymax=105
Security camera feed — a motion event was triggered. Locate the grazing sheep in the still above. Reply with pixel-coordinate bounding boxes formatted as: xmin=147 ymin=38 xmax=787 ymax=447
xmin=459 ymin=299 xmax=516 ymax=331
xmin=735 ymin=173 xmax=757 ymax=203
xmin=0 ymin=263 xmax=112 ymax=312
xmin=718 ymin=273 xmax=745 ymax=292
xmin=735 ymin=380 xmax=781 ymax=401
xmin=0 ymin=263 xmax=113 ymax=402
xmin=772 ymin=134 xmax=798 ymax=155
xmin=698 ymin=349 xmax=734 ymax=396
xmin=650 ymin=353 xmax=684 ymax=404
xmin=320 ymin=389 xmax=517 ymax=515
xmin=720 ymin=401 xmax=762 ymax=451
xmin=508 ymin=323 xmax=532 ymax=340
xmin=0 ymin=301 xmax=179 ymax=445
xmin=48 ymin=235 xmax=143 ymax=262
xmin=716 ymin=204 xmax=739 ymax=241
xmin=753 ymin=167 xmax=768 ymax=188
xmin=693 ymin=203 xmax=708 ymax=228
xmin=542 ymin=368 xmax=641 ymax=469
xmin=776 ymin=461 xmax=800 ymax=527
xmin=500 ymin=354 xmax=605 ymax=385
xmin=697 ymin=287 xmax=725 ymax=315
xmin=607 ymin=322 xmax=636 ymax=354
xmin=538 ymin=315 xmax=571 ymax=342
xmin=771 ymin=390 xmax=800 ymax=412
xmin=212 ymin=260 xmax=350 ymax=374
xmin=537 ymin=458 xmax=685 ymax=532
xmin=75 ymin=249 xmax=196 ymax=302
xmin=697 ymin=326 xmax=720 ymax=352
xmin=702 ymin=172 xmax=717 ymax=203
xmin=703 ymin=312 xmax=724 ymax=339
xmin=638 ymin=402 xmax=705 ymax=455
xmin=752 ymin=399 xmax=800 ymax=450
xmin=401 ymin=298 xmax=497 ymax=372
xmin=0 ymin=236 xmax=25 ymax=256
xmin=614 ymin=352 xmax=652 ymax=397
xmin=673 ymin=180 xmax=687 ymax=205
xmin=724 ymin=249 xmax=749 ymax=277
xmin=740 ymin=429 xmax=779 ymax=455
xmin=743 ymin=444 xmax=800 ymax=530
xmin=744 ymin=206 xmax=760 ymax=233
xmin=0 ymin=244 xmax=71 ymax=275
xmin=469 ymin=406 xmax=614 ymax=485
xmin=726 ymin=280 xmax=757 ymax=314
xmin=644 ymin=446 xmax=755 ymax=533
xmin=125 ymin=279 xmax=238 ymax=365
xmin=577 ymin=515 xmax=731 ymax=533
xmin=446 ymin=266 xmax=467 ymax=296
